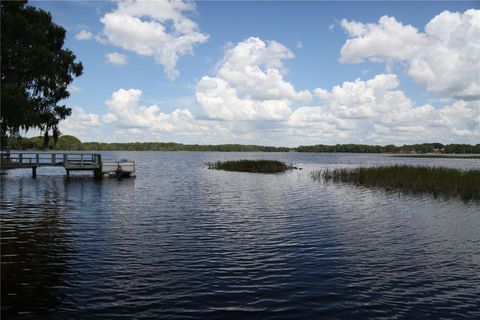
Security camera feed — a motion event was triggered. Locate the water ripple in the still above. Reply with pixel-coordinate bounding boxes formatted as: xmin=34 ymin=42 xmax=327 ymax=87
xmin=1 ymin=152 xmax=479 ymax=319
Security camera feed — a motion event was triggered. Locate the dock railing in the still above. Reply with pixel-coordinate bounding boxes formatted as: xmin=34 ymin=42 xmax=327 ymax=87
xmin=1 ymin=152 xmax=101 ymax=169
xmin=1 ymin=152 xmax=135 ymax=178
xmin=101 ymin=159 xmax=135 ymax=174
xmin=63 ymin=153 xmax=100 ymax=169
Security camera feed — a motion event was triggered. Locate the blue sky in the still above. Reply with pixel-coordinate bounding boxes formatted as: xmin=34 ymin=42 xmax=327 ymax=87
xmin=30 ymin=0 xmax=480 ymax=146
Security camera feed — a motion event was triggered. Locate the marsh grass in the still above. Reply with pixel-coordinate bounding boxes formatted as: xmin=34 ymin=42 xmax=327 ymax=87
xmin=208 ymin=159 xmax=291 ymax=173
xmin=312 ymin=165 xmax=480 ymax=201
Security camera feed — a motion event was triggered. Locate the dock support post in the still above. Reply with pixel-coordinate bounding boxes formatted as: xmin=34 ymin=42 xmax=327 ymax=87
xmin=32 ymin=166 xmax=37 ymax=178
xmin=66 ymin=169 xmax=70 ymax=179
xmin=93 ymin=154 xmax=102 ymax=179
xmin=93 ymin=168 xmax=102 ymax=179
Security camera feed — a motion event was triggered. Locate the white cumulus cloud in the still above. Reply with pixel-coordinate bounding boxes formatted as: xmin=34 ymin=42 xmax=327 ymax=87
xmin=100 ymin=0 xmax=208 ymax=80
xmin=59 ymin=107 xmax=102 ymax=141
xmin=195 ymin=37 xmax=312 ymax=121
xmin=61 ymin=25 xmax=480 ymax=145
xmin=60 ymin=75 xmax=479 ymax=145
xmin=102 ymin=88 xmax=227 ymax=138
xmin=340 ymin=9 xmax=480 ymax=100
xmin=287 ymin=74 xmax=480 ymax=144
xmin=66 ymin=107 xmax=101 ymax=127
xmin=105 ymin=88 xmax=158 ymax=128
xmin=105 ymin=52 xmax=128 ymax=65
xmin=75 ymin=30 xmax=93 ymax=40
xmin=102 ymin=113 xmax=119 ymax=124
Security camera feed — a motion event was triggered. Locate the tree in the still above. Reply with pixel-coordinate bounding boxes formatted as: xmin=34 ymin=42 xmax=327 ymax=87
xmin=55 ymin=135 xmax=82 ymax=150
xmin=1 ymin=1 xmax=83 ymax=148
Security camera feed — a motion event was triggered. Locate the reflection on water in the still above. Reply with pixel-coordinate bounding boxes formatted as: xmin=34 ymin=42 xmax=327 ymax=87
xmin=1 ymin=177 xmax=71 ymax=317
xmin=1 ymin=153 xmax=479 ymax=319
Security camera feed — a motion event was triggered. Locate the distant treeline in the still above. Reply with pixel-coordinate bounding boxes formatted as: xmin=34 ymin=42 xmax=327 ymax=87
xmin=3 ymin=135 xmax=480 ymax=154
xmin=4 ymin=135 xmax=290 ymax=152
xmin=296 ymin=143 xmax=480 ymax=154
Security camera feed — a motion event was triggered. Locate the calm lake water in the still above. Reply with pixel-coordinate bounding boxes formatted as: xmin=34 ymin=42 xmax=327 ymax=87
xmin=1 ymin=152 xmax=479 ymax=319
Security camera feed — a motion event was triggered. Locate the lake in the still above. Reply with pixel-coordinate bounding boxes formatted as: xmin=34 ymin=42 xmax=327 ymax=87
xmin=1 ymin=152 xmax=479 ymax=319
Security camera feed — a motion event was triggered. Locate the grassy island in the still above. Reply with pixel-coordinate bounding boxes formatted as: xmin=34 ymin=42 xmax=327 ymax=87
xmin=312 ymin=165 xmax=480 ymax=201
xmin=208 ymin=160 xmax=292 ymax=173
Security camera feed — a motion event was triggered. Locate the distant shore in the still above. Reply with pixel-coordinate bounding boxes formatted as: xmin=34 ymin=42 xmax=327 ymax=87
xmin=4 ymin=135 xmax=480 ymax=154
xmin=392 ymin=155 xmax=480 ymax=159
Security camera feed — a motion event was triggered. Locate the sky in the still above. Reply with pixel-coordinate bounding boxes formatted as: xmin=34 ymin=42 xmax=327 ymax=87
xmin=29 ymin=0 xmax=480 ymax=146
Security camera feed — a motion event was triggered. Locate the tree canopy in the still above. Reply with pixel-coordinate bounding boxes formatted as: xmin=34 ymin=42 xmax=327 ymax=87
xmin=1 ymin=0 xmax=83 ymax=148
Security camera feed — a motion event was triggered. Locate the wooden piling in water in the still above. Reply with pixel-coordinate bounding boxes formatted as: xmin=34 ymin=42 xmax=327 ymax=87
xmin=94 ymin=154 xmax=103 ymax=179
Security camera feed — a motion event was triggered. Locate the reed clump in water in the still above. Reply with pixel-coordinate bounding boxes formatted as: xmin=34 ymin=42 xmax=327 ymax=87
xmin=208 ymin=160 xmax=291 ymax=173
xmin=312 ymin=165 xmax=480 ymax=201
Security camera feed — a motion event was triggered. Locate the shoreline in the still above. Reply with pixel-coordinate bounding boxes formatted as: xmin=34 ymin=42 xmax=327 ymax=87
xmin=3 ymin=149 xmax=480 ymax=157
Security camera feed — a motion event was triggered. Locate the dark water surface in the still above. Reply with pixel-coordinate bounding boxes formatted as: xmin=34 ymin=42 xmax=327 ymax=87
xmin=1 ymin=152 xmax=479 ymax=319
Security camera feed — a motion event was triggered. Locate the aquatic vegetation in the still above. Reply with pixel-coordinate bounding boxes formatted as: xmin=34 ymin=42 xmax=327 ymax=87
xmin=208 ymin=159 xmax=292 ymax=173
xmin=312 ymin=165 xmax=480 ymax=201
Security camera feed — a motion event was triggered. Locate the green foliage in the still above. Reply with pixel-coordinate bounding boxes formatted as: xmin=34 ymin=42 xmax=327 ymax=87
xmin=297 ymin=143 xmax=480 ymax=154
xmin=208 ymin=160 xmax=290 ymax=173
xmin=312 ymin=165 xmax=480 ymax=201
xmin=2 ymin=134 xmax=480 ymax=154
xmin=3 ymin=136 xmax=30 ymax=150
xmin=1 ymin=1 xmax=83 ymax=147
xmin=297 ymin=144 xmax=383 ymax=153
xmin=444 ymin=144 xmax=480 ymax=154
xmin=54 ymin=135 xmax=82 ymax=150
xmin=2 ymin=135 xmax=79 ymax=150
xmin=78 ymin=141 xmax=290 ymax=152
xmin=27 ymin=136 xmax=45 ymax=149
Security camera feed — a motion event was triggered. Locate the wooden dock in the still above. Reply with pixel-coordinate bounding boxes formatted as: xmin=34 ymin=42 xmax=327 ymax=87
xmin=1 ymin=152 xmax=104 ymax=178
